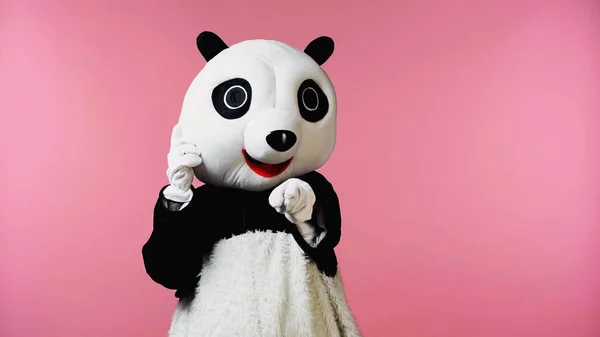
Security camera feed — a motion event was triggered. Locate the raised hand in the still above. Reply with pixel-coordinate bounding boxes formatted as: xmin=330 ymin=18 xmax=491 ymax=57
xmin=163 ymin=124 xmax=203 ymax=203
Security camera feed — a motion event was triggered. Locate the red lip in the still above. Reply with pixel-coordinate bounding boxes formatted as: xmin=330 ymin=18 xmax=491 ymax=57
xmin=242 ymin=149 xmax=293 ymax=178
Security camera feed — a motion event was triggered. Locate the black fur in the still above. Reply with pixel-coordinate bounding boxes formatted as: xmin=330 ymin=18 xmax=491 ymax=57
xmin=142 ymin=171 xmax=341 ymax=299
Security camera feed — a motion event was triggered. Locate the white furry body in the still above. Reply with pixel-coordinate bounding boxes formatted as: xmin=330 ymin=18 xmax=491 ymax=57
xmin=168 ymin=231 xmax=361 ymax=337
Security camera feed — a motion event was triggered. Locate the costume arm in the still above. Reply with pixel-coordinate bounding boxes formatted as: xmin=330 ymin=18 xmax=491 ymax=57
xmin=295 ymin=172 xmax=342 ymax=277
xmin=142 ymin=185 xmax=217 ymax=295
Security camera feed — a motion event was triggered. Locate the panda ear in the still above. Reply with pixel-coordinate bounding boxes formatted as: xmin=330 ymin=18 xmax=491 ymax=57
xmin=196 ymin=31 xmax=229 ymax=62
xmin=304 ymin=36 xmax=334 ymax=66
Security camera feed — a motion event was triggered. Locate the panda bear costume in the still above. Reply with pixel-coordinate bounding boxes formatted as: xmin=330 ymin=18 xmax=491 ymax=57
xmin=142 ymin=31 xmax=362 ymax=337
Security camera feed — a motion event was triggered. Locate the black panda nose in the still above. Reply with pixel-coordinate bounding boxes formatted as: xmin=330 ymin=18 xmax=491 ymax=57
xmin=266 ymin=130 xmax=297 ymax=152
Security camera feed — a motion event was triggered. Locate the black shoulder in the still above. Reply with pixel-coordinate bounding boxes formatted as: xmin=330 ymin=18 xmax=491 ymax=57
xmin=297 ymin=171 xmax=333 ymax=190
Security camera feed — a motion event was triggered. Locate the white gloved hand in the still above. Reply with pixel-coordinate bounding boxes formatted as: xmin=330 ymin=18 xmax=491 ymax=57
xmin=163 ymin=124 xmax=203 ymax=203
xmin=269 ymin=178 xmax=317 ymax=243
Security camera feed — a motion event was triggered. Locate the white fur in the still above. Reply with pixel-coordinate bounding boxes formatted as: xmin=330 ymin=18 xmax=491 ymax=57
xmin=176 ymin=39 xmax=337 ymax=191
xmin=168 ymin=231 xmax=361 ymax=337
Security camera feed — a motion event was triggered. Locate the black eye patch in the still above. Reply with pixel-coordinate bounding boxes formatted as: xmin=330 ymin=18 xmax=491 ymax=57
xmin=297 ymin=79 xmax=329 ymax=123
xmin=212 ymin=78 xmax=252 ymax=119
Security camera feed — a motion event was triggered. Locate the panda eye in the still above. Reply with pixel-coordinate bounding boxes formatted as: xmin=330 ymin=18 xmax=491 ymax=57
xmin=297 ymin=79 xmax=329 ymax=122
xmin=224 ymin=85 xmax=247 ymax=109
xmin=301 ymin=87 xmax=319 ymax=111
xmin=212 ymin=78 xmax=252 ymax=119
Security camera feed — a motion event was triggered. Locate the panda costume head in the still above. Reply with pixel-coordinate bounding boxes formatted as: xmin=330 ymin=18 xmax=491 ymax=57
xmin=177 ymin=31 xmax=336 ymax=191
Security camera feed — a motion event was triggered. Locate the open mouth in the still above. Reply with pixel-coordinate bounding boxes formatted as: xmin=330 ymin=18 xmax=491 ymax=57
xmin=242 ymin=149 xmax=293 ymax=178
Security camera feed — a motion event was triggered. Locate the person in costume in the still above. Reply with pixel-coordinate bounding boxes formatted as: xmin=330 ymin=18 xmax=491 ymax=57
xmin=142 ymin=31 xmax=362 ymax=337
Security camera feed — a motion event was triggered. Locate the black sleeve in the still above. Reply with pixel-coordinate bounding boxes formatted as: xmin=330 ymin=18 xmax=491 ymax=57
xmin=295 ymin=171 xmax=342 ymax=277
xmin=142 ymin=185 xmax=220 ymax=297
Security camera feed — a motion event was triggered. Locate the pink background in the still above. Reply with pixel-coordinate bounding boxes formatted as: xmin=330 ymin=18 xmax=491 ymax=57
xmin=1 ymin=0 xmax=599 ymax=336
